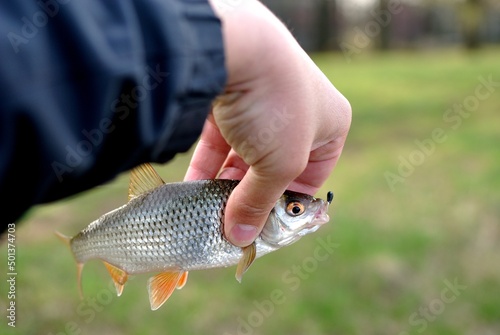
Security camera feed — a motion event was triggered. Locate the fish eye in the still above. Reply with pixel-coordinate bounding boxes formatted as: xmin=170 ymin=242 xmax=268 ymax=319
xmin=286 ymin=201 xmax=305 ymax=216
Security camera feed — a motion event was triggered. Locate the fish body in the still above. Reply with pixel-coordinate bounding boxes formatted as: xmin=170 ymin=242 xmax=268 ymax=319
xmin=57 ymin=163 xmax=332 ymax=310
xmin=70 ymin=180 xmax=277 ymax=274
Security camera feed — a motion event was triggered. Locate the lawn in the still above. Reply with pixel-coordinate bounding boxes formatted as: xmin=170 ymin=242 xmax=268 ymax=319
xmin=1 ymin=47 xmax=500 ymax=335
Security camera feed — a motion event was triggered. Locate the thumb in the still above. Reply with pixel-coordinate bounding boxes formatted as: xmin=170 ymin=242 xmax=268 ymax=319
xmin=222 ymin=166 xmax=301 ymax=247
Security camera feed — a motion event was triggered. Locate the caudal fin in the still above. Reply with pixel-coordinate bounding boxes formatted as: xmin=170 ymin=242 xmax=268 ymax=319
xmin=55 ymin=231 xmax=85 ymax=299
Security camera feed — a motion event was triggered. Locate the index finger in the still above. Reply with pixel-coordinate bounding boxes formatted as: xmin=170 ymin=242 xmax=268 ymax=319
xmin=184 ymin=116 xmax=231 ymax=181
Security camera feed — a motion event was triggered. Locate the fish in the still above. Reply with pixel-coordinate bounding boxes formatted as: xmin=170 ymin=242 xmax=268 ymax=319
xmin=56 ymin=163 xmax=333 ymax=310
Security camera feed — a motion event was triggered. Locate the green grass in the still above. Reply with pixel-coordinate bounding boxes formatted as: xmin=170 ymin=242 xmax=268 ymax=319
xmin=2 ymin=47 xmax=500 ymax=335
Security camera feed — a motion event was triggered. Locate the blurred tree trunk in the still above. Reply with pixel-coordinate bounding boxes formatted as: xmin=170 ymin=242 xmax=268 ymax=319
xmin=377 ymin=0 xmax=392 ymax=50
xmin=315 ymin=0 xmax=339 ymax=51
xmin=459 ymin=0 xmax=485 ymax=49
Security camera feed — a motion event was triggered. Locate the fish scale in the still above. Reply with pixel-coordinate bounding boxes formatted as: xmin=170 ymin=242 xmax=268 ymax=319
xmin=56 ymin=163 xmax=332 ymax=310
xmin=70 ymin=180 xmax=251 ymax=274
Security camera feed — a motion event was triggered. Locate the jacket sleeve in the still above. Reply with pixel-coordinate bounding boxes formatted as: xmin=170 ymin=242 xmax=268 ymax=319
xmin=0 ymin=0 xmax=227 ymax=226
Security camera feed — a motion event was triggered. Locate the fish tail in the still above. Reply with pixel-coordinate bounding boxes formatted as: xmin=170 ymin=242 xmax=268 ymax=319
xmin=55 ymin=231 xmax=85 ymax=299
xmin=55 ymin=230 xmax=72 ymax=247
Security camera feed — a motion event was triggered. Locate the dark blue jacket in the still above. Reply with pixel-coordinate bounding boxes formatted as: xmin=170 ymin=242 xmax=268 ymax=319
xmin=0 ymin=0 xmax=226 ymax=229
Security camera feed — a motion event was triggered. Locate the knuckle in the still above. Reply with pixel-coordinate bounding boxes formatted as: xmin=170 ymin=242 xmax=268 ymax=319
xmin=337 ymin=94 xmax=353 ymax=133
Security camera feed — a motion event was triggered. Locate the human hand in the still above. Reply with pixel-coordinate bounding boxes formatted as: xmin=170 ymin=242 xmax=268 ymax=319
xmin=184 ymin=0 xmax=351 ymax=247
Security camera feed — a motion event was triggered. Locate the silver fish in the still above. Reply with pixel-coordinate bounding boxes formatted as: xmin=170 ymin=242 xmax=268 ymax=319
xmin=57 ymin=163 xmax=332 ymax=310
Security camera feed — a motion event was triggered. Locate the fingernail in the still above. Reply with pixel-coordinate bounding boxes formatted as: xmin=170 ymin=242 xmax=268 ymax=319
xmin=229 ymin=224 xmax=258 ymax=247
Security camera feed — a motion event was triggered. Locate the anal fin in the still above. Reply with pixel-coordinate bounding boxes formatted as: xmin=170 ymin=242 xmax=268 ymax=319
xmin=148 ymin=271 xmax=185 ymax=310
xmin=103 ymin=261 xmax=128 ymax=296
xmin=235 ymin=242 xmax=256 ymax=283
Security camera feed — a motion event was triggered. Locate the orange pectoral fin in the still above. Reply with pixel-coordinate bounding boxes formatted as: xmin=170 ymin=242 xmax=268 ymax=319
xmin=148 ymin=271 xmax=184 ymax=310
xmin=103 ymin=262 xmax=128 ymax=297
xmin=235 ymin=242 xmax=256 ymax=283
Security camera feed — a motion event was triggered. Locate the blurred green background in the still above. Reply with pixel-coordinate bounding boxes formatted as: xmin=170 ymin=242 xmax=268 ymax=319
xmin=4 ymin=1 xmax=500 ymax=334
xmin=1 ymin=47 xmax=499 ymax=335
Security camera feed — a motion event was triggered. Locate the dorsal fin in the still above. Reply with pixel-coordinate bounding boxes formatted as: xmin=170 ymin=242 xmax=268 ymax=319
xmin=128 ymin=163 xmax=165 ymax=201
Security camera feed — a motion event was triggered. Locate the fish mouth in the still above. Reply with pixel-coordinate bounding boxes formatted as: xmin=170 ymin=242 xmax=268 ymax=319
xmin=311 ymin=202 xmax=330 ymax=226
xmin=297 ymin=202 xmax=330 ymax=237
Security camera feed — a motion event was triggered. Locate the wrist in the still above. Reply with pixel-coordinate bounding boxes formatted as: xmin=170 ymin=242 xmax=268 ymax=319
xmin=209 ymin=0 xmax=299 ymax=89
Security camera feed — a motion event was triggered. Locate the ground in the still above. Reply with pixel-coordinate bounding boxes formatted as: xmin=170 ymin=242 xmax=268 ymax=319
xmin=1 ymin=47 xmax=499 ymax=335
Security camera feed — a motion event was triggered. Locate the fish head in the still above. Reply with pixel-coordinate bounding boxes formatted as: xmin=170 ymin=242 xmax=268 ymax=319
xmin=260 ymin=191 xmax=332 ymax=247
